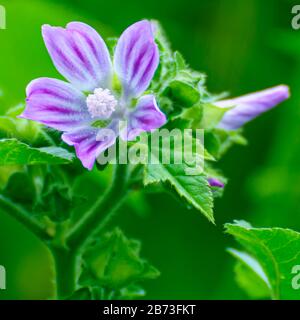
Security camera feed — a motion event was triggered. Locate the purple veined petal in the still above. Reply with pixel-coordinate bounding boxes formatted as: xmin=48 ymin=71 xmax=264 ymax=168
xmin=216 ymin=85 xmax=290 ymax=130
xmin=114 ymin=20 xmax=159 ymax=99
xmin=20 ymin=77 xmax=91 ymax=131
xmin=121 ymin=94 xmax=167 ymax=141
xmin=208 ymin=178 xmax=224 ymax=188
xmin=62 ymin=126 xmax=116 ymax=170
xmin=42 ymin=22 xmax=112 ymax=92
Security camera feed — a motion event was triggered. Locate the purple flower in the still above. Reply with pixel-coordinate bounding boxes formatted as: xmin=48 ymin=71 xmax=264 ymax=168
xmin=20 ymin=21 xmax=167 ymax=170
xmin=215 ymin=85 xmax=290 ymax=130
xmin=208 ymin=178 xmax=224 ymax=188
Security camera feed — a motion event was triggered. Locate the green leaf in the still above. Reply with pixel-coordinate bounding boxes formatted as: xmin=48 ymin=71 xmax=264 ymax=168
xmin=142 ymin=131 xmax=214 ymax=222
xmin=226 ymin=220 xmax=300 ymax=300
xmin=0 ymin=139 xmax=74 ymax=166
xmin=228 ymin=248 xmax=270 ymax=299
xmin=145 ymin=162 xmax=214 ymax=223
xmin=81 ymin=228 xmax=160 ymax=290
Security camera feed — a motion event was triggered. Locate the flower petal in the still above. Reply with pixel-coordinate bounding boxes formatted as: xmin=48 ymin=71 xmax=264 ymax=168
xmin=62 ymin=127 xmax=116 ymax=170
xmin=21 ymin=78 xmax=91 ymax=131
xmin=208 ymin=178 xmax=224 ymax=188
xmin=114 ymin=20 xmax=159 ymax=98
xmin=42 ymin=22 xmax=112 ymax=92
xmin=216 ymin=85 xmax=290 ymax=130
xmin=121 ymin=94 xmax=166 ymax=140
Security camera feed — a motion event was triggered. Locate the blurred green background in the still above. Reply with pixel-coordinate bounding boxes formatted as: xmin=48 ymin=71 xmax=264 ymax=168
xmin=0 ymin=0 xmax=298 ymax=299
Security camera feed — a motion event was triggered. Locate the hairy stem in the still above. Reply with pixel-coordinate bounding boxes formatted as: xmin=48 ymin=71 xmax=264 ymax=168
xmin=67 ymin=163 xmax=129 ymax=251
xmin=0 ymin=194 xmax=50 ymax=240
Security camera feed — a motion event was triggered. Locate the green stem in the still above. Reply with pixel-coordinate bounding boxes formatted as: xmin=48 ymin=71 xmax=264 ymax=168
xmin=67 ymin=163 xmax=129 ymax=251
xmin=51 ymin=246 xmax=77 ymax=299
xmin=50 ymin=164 xmax=129 ymax=299
xmin=0 ymin=194 xmax=50 ymax=240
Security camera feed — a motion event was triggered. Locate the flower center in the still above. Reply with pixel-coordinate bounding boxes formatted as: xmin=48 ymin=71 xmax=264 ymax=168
xmin=86 ymin=88 xmax=117 ymax=119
